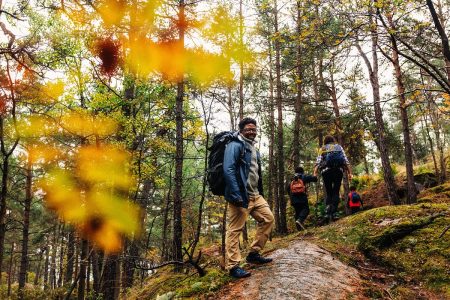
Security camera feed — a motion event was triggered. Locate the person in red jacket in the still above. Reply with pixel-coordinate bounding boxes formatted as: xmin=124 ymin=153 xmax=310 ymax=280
xmin=347 ymin=186 xmax=363 ymax=214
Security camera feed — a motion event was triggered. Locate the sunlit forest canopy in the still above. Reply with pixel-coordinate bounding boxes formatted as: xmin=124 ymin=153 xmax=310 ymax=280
xmin=0 ymin=0 xmax=449 ymax=299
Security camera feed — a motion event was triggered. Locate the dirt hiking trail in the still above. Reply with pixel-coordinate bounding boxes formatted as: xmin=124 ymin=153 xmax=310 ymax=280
xmin=212 ymin=239 xmax=363 ymax=300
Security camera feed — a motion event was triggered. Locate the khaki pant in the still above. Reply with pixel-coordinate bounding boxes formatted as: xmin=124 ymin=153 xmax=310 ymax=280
xmin=225 ymin=195 xmax=274 ymax=270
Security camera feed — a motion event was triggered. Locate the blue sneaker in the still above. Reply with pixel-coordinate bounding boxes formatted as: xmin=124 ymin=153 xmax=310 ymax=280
xmin=229 ymin=266 xmax=251 ymax=278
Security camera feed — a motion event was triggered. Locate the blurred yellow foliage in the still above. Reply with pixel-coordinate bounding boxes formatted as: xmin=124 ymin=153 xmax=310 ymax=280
xmin=61 ymin=112 xmax=118 ymax=137
xmin=97 ymin=0 xmax=127 ymax=26
xmin=124 ymin=38 xmax=237 ymax=83
xmin=77 ymin=145 xmax=132 ymax=189
xmin=39 ymin=169 xmax=86 ymax=223
xmin=16 ymin=115 xmax=57 ymax=138
xmin=39 ymin=144 xmax=140 ymax=253
xmin=97 ymin=0 xmax=161 ymax=27
xmin=40 ymin=80 xmax=65 ymax=103
xmin=28 ymin=143 xmax=65 ymax=164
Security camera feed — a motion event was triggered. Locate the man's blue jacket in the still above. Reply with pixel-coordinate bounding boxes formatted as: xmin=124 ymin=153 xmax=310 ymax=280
xmin=223 ymin=137 xmax=263 ymax=209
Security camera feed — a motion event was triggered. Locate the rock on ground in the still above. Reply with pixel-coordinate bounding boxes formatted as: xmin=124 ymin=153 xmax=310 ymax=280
xmin=212 ymin=240 xmax=362 ymax=300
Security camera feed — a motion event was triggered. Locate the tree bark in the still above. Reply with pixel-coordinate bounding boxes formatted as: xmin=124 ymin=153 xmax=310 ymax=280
xmin=58 ymin=228 xmax=65 ymax=288
xmin=33 ymin=248 xmax=43 ymax=286
xmin=7 ymin=243 xmax=14 ymax=296
xmin=0 ymin=60 xmax=19 ymax=283
xmin=0 ymin=156 xmax=9 ymax=285
xmin=65 ymin=228 xmax=75 ymax=285
xmin=102 ymin=254 xmax=120 ymax=300
xmin=268 ymin=38 xmax=277 ymax=223
xmin=43 ymin=245 xmax=49 ymax=289
xmin=172 ymin=0 xmax=185 ymax=270
xmin=50 ymin=225 xmax=59 ymax=289
xmin=91 ymin=249 xmax=102 ymax=298
xmin=77 ymin=239 xmax=88 ymax=300
xmin=274 ymin=0 xmax=287 ymax=234
xmin=292 ymin=0 xmax=303 ymax=169
xmin=238 ymin=0 xmax=244 ymax=119
xmin=18 ymin=160 xmax=32 ymax=299
xmin=162 ymin=178 xmax=171 ymax=260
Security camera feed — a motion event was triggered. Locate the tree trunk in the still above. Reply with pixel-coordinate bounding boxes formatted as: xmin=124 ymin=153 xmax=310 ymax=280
xmin=50 ymin=226 xmax=59 ymax=289
xmin=65 ymin=228 xmax=75 ymax=285
xmin=123 ymin=237 xmax=139 ymax=291
xmin=292 ymin=0 xmax=303 ymax=169
xmin=7 ymin=243 xmax=14 ymax=296
xmin=386 ymin=12 xmax=417 ymax=204
xmin=18 ymin=160 xmax=32 ymax=299
xmin=102 ymin=254 xmax=120 ymax=300
xmin=0 ymin=156 xmax=10 ymax=284
xmin=356 ymin=7 xmax=399 ymax=205
xmin=239 ymin=0 xmax=244 ymax=119
xmin=34 ymin=248 xmax=43 ymax=286
xmin=58 ymin=229 xmax=65 ymax=288
xmin=91 ymin=250 xmax=101 ymax=298
xmin=227 ymin=87 xmax=235 ymax=130
xmin=0 ymin=64 xmax=19 ymax=283
xmin=77 ymin=239 xmax=88 ymax=300
xmin=274 ymin=0 xmax=287 ymax=234
xmin=86 ymin=253 xmax=91 ymax=296
xmin=43 ymin=245 xmax=49 ymax=289
xmin=173 ymin=0 xmax=185 ymax=270
xmin=268 ymin=37 xmax=278 ymax=232
xmin=162 ymin=181 xmax=171 ymax=260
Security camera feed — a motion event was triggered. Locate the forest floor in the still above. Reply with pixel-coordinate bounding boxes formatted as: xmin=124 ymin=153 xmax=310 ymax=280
xmin=132 ymin=179 xmax=449 ymax=300
xmin=211 ymin=239 xmax=362 ymax=300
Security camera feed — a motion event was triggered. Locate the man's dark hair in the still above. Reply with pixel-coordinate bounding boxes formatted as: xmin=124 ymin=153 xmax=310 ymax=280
xmin=350 ymin=186 xmax=356 ymax=191
xmin=324 ymin=135 xmax=336 ymax=145
xmin=295 ymin=167 xmax=304 ymax=174
xmin=238 ymin=117 xmax=257 ymax=131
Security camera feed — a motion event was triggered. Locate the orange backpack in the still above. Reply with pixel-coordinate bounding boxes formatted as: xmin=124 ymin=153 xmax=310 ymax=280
xmin=290 ymin=178 xmax=306 ymax=195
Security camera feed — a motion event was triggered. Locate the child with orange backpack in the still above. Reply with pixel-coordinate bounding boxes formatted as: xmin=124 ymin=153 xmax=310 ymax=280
xmin=347 ymin=186 xmax=363 ymax=214
xmin=288 ymin=167 xmax=318 ymax=230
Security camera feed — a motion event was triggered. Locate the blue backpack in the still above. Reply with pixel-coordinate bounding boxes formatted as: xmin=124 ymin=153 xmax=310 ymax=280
xmin=321 ymin=145 xmax=346 ymax=169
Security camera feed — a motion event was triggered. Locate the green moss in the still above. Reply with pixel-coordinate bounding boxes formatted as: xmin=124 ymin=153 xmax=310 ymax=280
xmin=417 ymin=196 xmax=433 ymax=203
xmin=312 ymin=193 xmax=449 ymax=297
xmin=176 ymin=269 xmax=232 ymax=298
xmin=428 ymin=183 xmax=450 ymax=194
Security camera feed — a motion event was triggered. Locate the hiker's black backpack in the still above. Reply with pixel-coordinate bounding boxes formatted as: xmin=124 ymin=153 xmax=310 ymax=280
xmin=207 ymin=131 xmax=240 ymax=196
xmin=321 ymin=145 xmax=346 ymax=169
